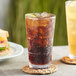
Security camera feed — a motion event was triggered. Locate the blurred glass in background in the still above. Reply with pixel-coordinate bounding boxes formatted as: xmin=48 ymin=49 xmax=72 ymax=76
xmin=0 ymin=0 xmax=68 ymax=47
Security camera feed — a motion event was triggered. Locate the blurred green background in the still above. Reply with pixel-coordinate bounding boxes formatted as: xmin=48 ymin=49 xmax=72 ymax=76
xmin=5 ymin=0 xmax=68 ymax=47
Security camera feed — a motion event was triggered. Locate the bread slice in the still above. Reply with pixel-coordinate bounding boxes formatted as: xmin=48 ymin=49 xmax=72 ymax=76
xmin=0 ymin=29 xmax=9 ymax=37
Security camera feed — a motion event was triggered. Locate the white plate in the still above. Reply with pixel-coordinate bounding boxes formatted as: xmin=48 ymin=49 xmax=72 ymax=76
xmin=0 ymin=42 xmax=24 ymax=61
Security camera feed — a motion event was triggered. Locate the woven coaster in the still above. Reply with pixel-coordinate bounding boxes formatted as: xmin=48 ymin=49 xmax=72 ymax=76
xmin=22 ymin=64 xmax=57 ymax=75
xmin=61 ymin=56 xmax=76 ymax=64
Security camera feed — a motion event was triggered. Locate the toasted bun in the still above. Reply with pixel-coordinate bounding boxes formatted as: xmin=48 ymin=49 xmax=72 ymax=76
xmin=0 ymin=49 xmax=12 ymax=56
xmin=0 ymin=29 xmax=9 ymax=37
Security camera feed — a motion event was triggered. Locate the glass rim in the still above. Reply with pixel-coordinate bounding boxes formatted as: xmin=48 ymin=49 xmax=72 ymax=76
xmin=65 ymin=0 xmax=76 ymax=6
xmin=25 ymin=13 xmax=56 ymax=20
xmin=65 ymin=1 xmax=71 ymax=5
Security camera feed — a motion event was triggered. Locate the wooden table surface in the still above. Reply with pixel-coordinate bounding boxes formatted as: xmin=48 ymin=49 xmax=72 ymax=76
xmin=0 ymin=46 xmax=76 ymax=76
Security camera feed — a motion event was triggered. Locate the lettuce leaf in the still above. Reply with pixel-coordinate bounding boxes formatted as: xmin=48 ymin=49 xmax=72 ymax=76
xmin=0 ymin=47 xmax=6 ymax=51
xmin=0 ymin=44 xmax=10 ymax=51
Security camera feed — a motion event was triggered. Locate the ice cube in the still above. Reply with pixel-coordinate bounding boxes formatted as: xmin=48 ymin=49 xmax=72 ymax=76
xmin=66 ymin=1 xmax=76 ymax=20
xmin=70 ymin=1 xmax=76 ymax=6
xmin=34 ymin=13 xmax=41 ymax=17
xmin=41 ymin=12 xmax=51 ymax=17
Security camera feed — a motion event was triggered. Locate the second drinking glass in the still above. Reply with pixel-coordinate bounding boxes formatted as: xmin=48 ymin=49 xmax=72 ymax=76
xmin=66 ymin=1 xmax=76 ymax=59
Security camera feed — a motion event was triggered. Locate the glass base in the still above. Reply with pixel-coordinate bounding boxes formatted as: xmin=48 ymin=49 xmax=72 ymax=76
xmin=29 ymin=62 xmax=51 ymax=69
xmin=69 ymin=54 xmax=76 ymax=59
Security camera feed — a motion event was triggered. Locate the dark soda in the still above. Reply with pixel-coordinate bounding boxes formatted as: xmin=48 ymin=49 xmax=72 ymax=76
xmin=25 ymin=12 xmax=55 ymax=68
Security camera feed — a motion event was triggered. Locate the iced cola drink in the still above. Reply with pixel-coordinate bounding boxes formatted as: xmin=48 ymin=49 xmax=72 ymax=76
xmin=25 ymin=12 xmax=56 ymax=69
xmin=66 ymin=1 xmax=76 ymax=59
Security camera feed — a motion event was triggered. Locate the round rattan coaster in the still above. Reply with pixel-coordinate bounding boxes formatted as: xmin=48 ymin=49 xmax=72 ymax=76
xmin=61 ymin=56 xmax=76 ymax=64
xmin=22 ymin=64 xmax=57 ymax=75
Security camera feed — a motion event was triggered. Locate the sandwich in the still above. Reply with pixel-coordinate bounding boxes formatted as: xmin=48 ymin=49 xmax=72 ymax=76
xmin=0 ymin=29 xmax=11 ymax=56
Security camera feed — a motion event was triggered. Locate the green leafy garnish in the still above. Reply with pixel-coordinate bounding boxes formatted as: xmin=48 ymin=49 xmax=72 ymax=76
xmin=0 ymin=44 xmax=10 ymax=51
xmin=0 ymin=47 xmax=6 ymax=51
